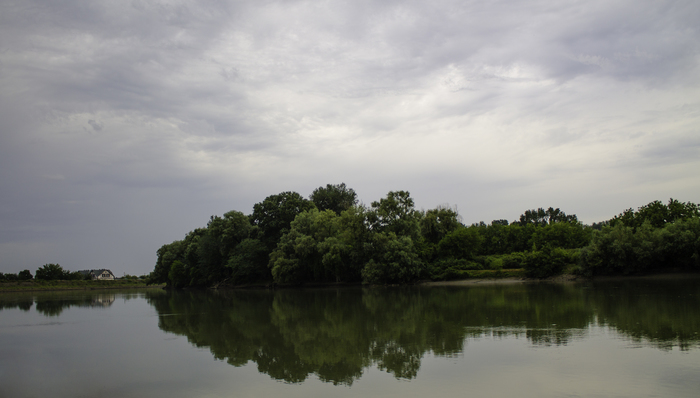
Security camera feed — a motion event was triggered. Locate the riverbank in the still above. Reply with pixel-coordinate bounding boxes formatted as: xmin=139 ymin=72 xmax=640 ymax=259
xmin=12 ymin=270 xmax=694 ymax=292
xmin=422 ymin=273 xmax=578 ymax=286
xmin=0 ymin=280 xmax=165 ymax=293
xmin=422 ymin=271 xmax=700 ymax=286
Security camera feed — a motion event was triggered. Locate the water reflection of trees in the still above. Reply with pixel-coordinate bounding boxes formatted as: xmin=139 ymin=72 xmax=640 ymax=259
xmin=0 ymin=291 xmax=145 ymax=316
xmin=146 ymin=279 xmax=700 ymax=385
xmin=145 ymin=284 xmax=588 ymax=385
xmin=588 ymin=278 xmax=700 ymax=351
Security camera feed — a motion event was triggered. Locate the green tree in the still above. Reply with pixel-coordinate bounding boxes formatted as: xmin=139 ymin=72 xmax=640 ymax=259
xmin=64 ymin=271 xmax=84 ymax=280
xmin=580 ymin=217 xmax=700 ymax=276
xmin=310 ymin=183 xmax=358 ymax=215
xmin=437 ymin=227 xmax=483 ymax=260
xmin=610 ymin=198 xmax=700 ymax=229
xmin=18 ymin=269 xmax=33 ymax=280
xmin=168 ymin=260 xmax=188 ymax=288
xmin=227 ymin=238 xmax=270 ymax=284
xmin=420 ymin=206 xmax=462 ymax=245
xmin=269 ymin=209 xmax=349 ymax=284
xmin=362 ymin=233 xmax=424 ymax=284
xmin=369 ymin=191 xmax=421 ymax=239
xmin=150 ymin=240 xmax=186 ymax=285
xmin=518 ymin=207 xmax=577 ymax=226
xmin=250 ymin=191 xmax=316 ymax=249
xmin=35 ymin=264 xmax=66 ymax=280
xmin=522 ymin=245 xmax=570 ymax=278
xmin=530 ymin=222 xmax=592 ymax=250
xmin=2 ymin=273 xmax=18 ymax=281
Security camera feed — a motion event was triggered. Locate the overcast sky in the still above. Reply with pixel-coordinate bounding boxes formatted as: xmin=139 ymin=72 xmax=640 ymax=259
xmin=1 ymin=0 xmax=699 ymax=275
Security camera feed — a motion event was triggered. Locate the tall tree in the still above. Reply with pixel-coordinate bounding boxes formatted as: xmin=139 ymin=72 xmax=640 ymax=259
xmin=310 ymin=183 xmax=358 ymax=215
xmin=35 ymin=264 xmax=66 ymax=281
xmin=369 ymin=191 xmax=421 ymax=239
xmin=250 ymin=191 xmax=316 ymax=249
xmin=420 ymin=206 xmax=462 ymax=245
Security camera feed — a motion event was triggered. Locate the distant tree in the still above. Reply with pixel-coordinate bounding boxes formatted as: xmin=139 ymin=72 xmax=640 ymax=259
xmin=310 ymin=183 xmax=358 ymax=215
xmin=35 ymin=264 xmax=66 ymax=281
xmin=518 ymin=207 xmax=577 ymax=226
xmin=610 ymin=198 xmax=700 ymax=229
xmin=1 ymin=272 xmax=19 ymax=281
xmin=591 ymin=221 xmax=609 ymax=230
xmin=18 ymin=269 xmax=33 ymax=280
xmin=65 ymin=271 xmax=85 ymax=280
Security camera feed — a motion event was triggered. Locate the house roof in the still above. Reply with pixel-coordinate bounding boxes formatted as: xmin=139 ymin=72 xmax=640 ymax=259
xmin=77 ymin=269 xmax=115 ymax=276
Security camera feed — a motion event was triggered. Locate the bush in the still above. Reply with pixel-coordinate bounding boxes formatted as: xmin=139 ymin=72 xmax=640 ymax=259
xmin=522 ymin=246 xmax=569 ymax=278
xmin=437 ymin=228 xmax=483 ymax=259
xmin=501 ymin=252 xmax=526 ymax=269
xmin=362 ymin=233 xmax=424 ymax=284
xmin=484 ymin=257 xmax=503 ymax=270
xmin=428 ymin=258 xmax=484 ymax=281
xmin=578 ymin=218 xmax=700 ymax=276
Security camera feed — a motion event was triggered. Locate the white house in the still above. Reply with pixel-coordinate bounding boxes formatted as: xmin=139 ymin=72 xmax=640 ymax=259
xmin=78 ymin=269 xmax=116 ymax=280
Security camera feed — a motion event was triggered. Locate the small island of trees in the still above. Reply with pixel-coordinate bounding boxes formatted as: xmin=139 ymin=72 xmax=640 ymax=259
xmin=146 ymin=183 xmax=700 ymax=288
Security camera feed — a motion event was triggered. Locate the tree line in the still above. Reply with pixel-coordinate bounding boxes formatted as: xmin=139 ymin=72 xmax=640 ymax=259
xmin=147 ymin=183 xmax=700 ymax=287
xmin=0 ymin=264 xmax=146 ymax=282
xmin=0 ymin=264 xmax=85 ymax=282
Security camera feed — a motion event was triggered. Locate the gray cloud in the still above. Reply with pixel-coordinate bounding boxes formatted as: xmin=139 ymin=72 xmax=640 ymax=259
xmin=1 ymin=0 xmax=699 ymax=274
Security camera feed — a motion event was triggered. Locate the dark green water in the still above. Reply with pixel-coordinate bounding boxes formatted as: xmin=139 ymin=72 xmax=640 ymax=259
xmin=1 ymin=276 xmax=699 ymax=397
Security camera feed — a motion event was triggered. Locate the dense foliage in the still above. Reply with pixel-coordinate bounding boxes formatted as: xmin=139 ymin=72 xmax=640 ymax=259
xmin=1 ymin=264 xmax=88 ymax=282
xmin=579 ymin=199 xmax=700 ymax=276
xmin=147 ymin=185 xmax=699 ymax=287
xmin=149 ymin=183 xmax=631 ymax=287
xmin=34 ymin=264 xmax=86 ymax=281
xmin=0 ymin=269 xmax=33 ymax=282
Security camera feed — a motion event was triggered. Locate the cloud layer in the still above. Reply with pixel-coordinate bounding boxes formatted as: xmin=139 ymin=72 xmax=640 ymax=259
xmin=1 ymin=0 xmax=699 ymax=274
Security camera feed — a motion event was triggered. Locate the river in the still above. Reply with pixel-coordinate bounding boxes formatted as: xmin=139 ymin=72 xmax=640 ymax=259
xmin=1 ymin=275 xmax=699 ymax=397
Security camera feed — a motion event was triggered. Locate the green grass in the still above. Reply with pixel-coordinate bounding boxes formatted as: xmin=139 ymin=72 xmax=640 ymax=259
xmin=0 ymin=279 xmax=163 ymax=292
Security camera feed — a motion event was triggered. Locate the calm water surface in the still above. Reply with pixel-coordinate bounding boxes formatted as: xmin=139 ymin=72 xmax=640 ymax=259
xmin=1 ymin=276 xmax=699 ymax=397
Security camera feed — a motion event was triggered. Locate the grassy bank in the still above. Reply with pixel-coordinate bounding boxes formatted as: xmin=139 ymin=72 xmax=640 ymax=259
xmin=0 ymin=279 xmax=164 ymax=292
